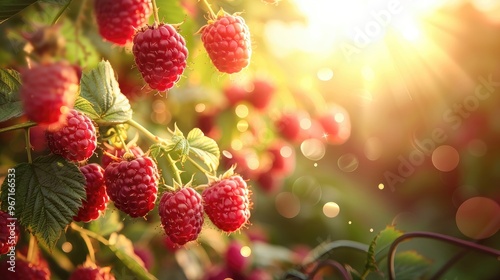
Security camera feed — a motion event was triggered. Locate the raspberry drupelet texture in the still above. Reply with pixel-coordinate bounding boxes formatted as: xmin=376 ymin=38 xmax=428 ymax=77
xmin=104 ymin=156 xmax=159 ymax=218
xmin=201 ymin=13 xmax=252 ymax=74
xmin=74 ymin=164 xmax=109 ymax=222
xmin=46 ymin=109 xmax=97 ymax=162
xmin=94 ymin=0 xmax=152 ymax=45
xmin=132 ymin=24 xmax=188 ymax=92
xmin=159 ymin=187 xmax=204 ymax=246
xmin=20 ymin=61 xmax=79 ymax=127
xmin=202 ymin=175 xmax=251 ymax=232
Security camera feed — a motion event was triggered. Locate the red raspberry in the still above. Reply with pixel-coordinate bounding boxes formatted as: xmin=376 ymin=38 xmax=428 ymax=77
xmin=317 ymin=104 xmax=351 ymax=145
xmin=0 ymin=210 xmax=19 ymax=254
xmin=73 ymin=164 xmax=109 ymax=222
xmin=202 ymin=175 xmax=251 ymax=232
xmin=101 ymin=145 xmax=144 ymax=169
xmin=247 ymin=78 xmax=275 ymax=111
xmin=94 ymin=0 xmax=152 ymax=45
xmin=275 ymin=112 xmax=304 ymax=142
xmin=225 ymin=240 xmax=250 ymax=274
xmin=159 ymin=187 xmax=204 ymax=246
xmin=46 ymin=109 xmax=97 ymax=162
xmin=201 ymin=12 xmax=252 ymax=74
xmin=266 ymin=141 xmax=295 ymax=176
xmin=104 ymin=156 xmax=159 ymax=217
xmin=0 ymin=259 xmax=50 ymax=280
xmin=223 ymin=83 xmax=248 ymax=107
xmin=20 ymin=61 xmax=78 ymax=127
xmin=256 ymin=171 xmax=283 ymax=194
xmin=132 ymin=24 xmax=188 ymax=92
xmin=69 ymin=266 xmax=115 ymax=280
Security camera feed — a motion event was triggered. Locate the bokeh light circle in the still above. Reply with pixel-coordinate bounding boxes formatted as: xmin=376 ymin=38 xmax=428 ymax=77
xmin=337 ymin=153 xmax=359 ymax=172
xmin=364 ymin=137 xmax=383 ymax=161
xmin=455 ymin=197 xmax=500 ymax=239
xmin=323 ymin=202 xmax=340 ymax=218
xmin=432 ymin=145 xmax=459 ymax=172
xmin=301 ymin=138 xmax=326 ymax=161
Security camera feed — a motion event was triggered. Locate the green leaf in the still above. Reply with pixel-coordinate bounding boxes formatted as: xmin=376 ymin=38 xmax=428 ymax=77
xmin=88 ymin=209 xmax=123 ymax=238
xmin=0 ymin=155 xmax=86 ymax=249
xmin=74 ymin=94 xmax=99 ymax=119
xmin=108 ymin=233 xmax=158 ymax=280
xmin=391 ymin=251 xmax=432 ymax=280
xmin=364 ymin=226 xmax=403 ymax=273
xmin=79 ymin=60 xmax=132 ymax=124
xmin=187 ymin=128 xmax=220 ymax=172
xmin=0 ymin=0 xmax=37 ymax=24
xmin=0 ymin=68 xmax=23 ymax=122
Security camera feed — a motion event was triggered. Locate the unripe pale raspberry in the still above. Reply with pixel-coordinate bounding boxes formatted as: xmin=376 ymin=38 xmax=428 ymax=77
xmin=159 ymin=187 xmax=204 ymax=246
xmin=74 ymin=164 xmax=109 ymax=222
xmin=202 ymin=175 xmax=251 ymax=232
xmin=105 ymin=156 xmax=159 ymax=218
xmin=94 ymin=0 xmax=152 ymax=45
xmin=46 ymin=109 xmax=97 ymax=162
xmin=133 ymin=24 xmax=188 ymax=92
xmin=201 ymin=12 xmax=252 ymax=74
xmin=20 ymin=61 xmax=78 ymax=127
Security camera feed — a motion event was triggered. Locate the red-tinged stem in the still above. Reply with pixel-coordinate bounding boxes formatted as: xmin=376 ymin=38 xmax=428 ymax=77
xmin=387 ymin=232 xmax=500 ymax=280
xmin=200 ymin=0 xmax=217 ymax=19
xmin=310 ymin=260 xmax=352 ymax=280
xmin=151 ymin=0 xmax=160 ymax=25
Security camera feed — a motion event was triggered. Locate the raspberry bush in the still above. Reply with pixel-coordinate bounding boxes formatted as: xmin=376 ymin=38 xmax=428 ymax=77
xmin=0 ymin=0 xmax=499 ymax=279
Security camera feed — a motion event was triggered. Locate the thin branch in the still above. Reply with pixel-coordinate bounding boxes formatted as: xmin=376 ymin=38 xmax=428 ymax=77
xmin=52 ymin=0 xmax=73 ymax=25
xmin=0 ymin=121 xmax=37 ymax=134
xmin=387 ymin=232 xmax=500 ymax=280
xmin=310 ymin=259 xmax=352 ymax=280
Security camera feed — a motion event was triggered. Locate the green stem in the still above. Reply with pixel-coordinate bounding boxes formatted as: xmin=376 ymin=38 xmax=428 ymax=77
xmin=0 ymin=121 xmax=37 ymax=134
xmin=114 ymin=126 xmax=131 ymax=154
xmin=167 ymin=154 xmax=182 ymax=185
xmin=200 ymin=0 xmax=217 ymax=19
xmin=187 ymin=156 xmax=212 ymax=175
xmin=24 ymin=128 xmax=32 ymax=164
xmin=70 ymin=223 xmax=109 ymax=246
xmin=26 ymin=235 xmax=37 ymax=263
xmin=51 ymin=0 xmax=73 ymax=25
xmin=126 ymin=119 xmax=164 ymax=144
xmin=151 ymin=0 xmax=160 ymax=25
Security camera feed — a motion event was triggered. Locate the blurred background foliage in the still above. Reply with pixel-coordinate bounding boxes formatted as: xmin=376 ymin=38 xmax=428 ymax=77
xmin=0 ymin=0 xmax=499 ymax=279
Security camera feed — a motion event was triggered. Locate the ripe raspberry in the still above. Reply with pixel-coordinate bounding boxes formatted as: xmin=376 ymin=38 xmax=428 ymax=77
xmin=104 ymin=156 xmax=159 ymax=217
xmin=69 ymin=266 xmax=115 ymax=280
xmin=0 ymin=210 xmax=19 ymax=254
xmin=225 ymin=240 xmax=250 ymax=274
xmin=201 ymin=11 xmax=252 ymax=74
xmin=133 ymin=24 xmax=188 ymax=92
xmin=202 ymin=175 xmax=251 ymax=232
xmin=223 ymin=83 xmax=248 ymax=107
xmin=247 ymin=78 xmax=275 ymax=111
xmin=266 ymin=141 xmax=295 ymax=176
xmin=256 ymin=171 xmax=283 ymax=194
xmin=20 ymin=61 xmax=78 ymax=127
xmin=46 ymin=109 xmax=97 ymax=162
xmin=94 ymin=0 xmax=152 ymax=45
xmin=101 ymin=145 xmax=144 ymax=168
xmin=0 ymin=259 xmax=50 ymax=280
xmin=275 ymin=112 xmax=304 ymax=142
xmin=73 ymin=164 xmax=109 ymax=222
xmin=317 ymin=104 xmax=351 ymax=145
xmin=159 ymin=187 xmax=204 ymax=246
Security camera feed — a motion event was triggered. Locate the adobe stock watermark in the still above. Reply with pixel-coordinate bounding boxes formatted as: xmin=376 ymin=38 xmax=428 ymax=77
xmin=383 ymin=74 xmax=500 ymax=191
xmin=5 ymin=168 xmax=17 ymax=272
xmin=340 ymin=0 xmax=404 ymax=61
